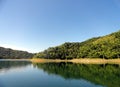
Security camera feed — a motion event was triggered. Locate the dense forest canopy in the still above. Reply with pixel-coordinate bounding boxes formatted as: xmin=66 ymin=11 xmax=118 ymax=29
xmin=0 ymin=47 xmax=33 ymax=59
xmin=34 ymin=30 xmax=120 ymax=59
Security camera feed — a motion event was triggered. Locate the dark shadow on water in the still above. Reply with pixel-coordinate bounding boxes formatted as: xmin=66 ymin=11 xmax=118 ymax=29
xmin=34 ymin=62 xmax=120 ymax=87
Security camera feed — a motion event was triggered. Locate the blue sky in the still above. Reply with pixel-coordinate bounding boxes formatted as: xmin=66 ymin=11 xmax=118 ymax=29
xmin=0 ymin=0 xmax=120 ymax=53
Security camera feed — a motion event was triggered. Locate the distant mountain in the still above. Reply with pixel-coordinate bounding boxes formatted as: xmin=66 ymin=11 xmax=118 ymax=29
xmin=0 ymin=47 xmax=33 ymax=59
xmin=34 ymin=30 xmax=120 ymax=59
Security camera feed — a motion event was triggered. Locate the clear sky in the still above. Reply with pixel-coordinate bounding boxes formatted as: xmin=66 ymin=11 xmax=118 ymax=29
xmin=0 ymin=0 xmax=120 ymax=53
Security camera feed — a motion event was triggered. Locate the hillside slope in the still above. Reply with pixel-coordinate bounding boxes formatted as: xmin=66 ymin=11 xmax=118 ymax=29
xmin=34 ymin=30 xmax=120 ymax=59
xmin=0 ymin=47 xmax=33 ymax=59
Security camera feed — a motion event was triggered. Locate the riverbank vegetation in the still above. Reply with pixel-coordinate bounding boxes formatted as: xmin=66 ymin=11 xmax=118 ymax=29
xmin=31 ymin=58 xmax=120 ymax=64
xmin=0 ymin=30 xmax=120 ymax=59
xmin=34 ymin=30 xmax=120 ymax=59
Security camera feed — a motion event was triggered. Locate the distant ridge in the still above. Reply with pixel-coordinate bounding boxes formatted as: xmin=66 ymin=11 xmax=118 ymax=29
xmin=0 ymin=46 xmax=33 ymax=59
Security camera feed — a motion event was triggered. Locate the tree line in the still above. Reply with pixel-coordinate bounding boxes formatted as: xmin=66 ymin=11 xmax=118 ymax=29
xmin=34 ymin=30 xmax=120 ymax=59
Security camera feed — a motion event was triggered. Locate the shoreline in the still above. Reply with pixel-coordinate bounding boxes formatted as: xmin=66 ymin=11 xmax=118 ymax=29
xmin=0 ymin=59 xmax=30 ymax=61
xmin=1 ymin=58 xmax=120 ymax=64
xmin=31 ymin=58 xmax=120 ymax=64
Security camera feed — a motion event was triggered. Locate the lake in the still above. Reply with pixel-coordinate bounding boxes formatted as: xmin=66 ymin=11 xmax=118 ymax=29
xmin=0 ymin=61 xmax=120 ymax=87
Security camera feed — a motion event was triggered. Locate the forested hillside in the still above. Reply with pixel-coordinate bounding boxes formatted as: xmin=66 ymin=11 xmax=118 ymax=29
xmin=0 ymin=47 xmax=33 ymax=59
xmin=34 ymin=30 xmax=120 ymax=59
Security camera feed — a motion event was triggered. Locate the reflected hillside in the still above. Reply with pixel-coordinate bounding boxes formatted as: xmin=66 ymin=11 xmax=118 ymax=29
xmin=35 ymin=62 xmax=120 ymax=87
xmin=0 ymin=61 xmax=31 ymax=73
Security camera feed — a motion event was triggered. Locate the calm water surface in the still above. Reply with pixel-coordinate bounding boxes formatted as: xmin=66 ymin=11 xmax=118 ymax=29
xmin=0 ymin=61 xmax=120 ymax=87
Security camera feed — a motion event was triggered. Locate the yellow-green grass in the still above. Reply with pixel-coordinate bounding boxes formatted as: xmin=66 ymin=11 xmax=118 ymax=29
xmin=31 ymin=58 xmax=120 ymax=64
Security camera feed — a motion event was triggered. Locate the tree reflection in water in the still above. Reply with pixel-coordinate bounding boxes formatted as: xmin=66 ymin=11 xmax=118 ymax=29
xmin=34 ymin=62 xmax=120 ymax=87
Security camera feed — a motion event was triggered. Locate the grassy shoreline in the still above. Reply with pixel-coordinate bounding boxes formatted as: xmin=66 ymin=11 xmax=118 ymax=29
xmin=31 ymin=58 xmax=120 ymax=64
xmin=1 ymin=58 xmax=120 ymax=64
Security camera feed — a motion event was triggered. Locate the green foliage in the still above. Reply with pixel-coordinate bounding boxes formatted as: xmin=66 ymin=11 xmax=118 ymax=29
xmin=34 ymin=42 xmax=81 ymax=59
xmin=35 ymin=30 xmax=120 ymax=59
xmin=0 ymin=47 xmax=33 ymax=59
